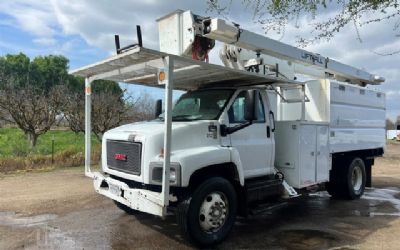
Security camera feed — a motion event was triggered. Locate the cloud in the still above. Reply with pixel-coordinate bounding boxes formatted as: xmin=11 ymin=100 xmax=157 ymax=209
xmin=0 ymin=0 xmax=56 ymax=38
xmin=50 ymin=0 xmax=209 ymax=52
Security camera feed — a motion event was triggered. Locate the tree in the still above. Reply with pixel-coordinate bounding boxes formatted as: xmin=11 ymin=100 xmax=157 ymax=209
xmin=63 ymin=76 xmax=155 ymax=141
xmin=396 ymin=115 xmax=400 ymax=128
xmin=0 ymin=53 xmax=68 ymax=146
xmin=386 ymin=118 xmax=395 ymax=130
xmin=207 ymin=0 xmax=400 ymax=54
xmin=63 ymin=77 xmax=128 ymax=141
xmin=124 ymin=92 xmax=155 ymax=123
xmin=0 ymin=83 xmax=65 ymax=146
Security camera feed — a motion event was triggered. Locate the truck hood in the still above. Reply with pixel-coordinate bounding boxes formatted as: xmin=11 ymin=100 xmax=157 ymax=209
xmin=103 ymin=120 xmax=221 ymax=151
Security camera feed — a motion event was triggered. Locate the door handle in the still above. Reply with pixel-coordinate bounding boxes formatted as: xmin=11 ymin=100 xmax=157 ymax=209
xmin=266 ymin=126 xmax=270 ymax=138
xmin=311 ymin=152 xmax=315 ymax=156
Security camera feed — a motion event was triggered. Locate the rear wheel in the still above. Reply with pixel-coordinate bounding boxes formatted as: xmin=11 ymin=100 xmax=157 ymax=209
xmin=327 ymin=157 xmax=366 ymax=200
xmin=345 ymin=158 xmax=366 ymax=199
xmin=176 ymin=177 xmax=237 ymax=247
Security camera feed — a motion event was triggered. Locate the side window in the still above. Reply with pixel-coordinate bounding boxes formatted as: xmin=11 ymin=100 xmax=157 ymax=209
xmin=228 ymin=91 xmax=265 ymax=123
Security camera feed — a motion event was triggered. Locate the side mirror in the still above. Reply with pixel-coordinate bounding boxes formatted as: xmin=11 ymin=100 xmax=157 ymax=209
xmin=244 ymin=90 xmax=256 ymax=121
xmin=155 ymin=99 xmax=162 ymax=118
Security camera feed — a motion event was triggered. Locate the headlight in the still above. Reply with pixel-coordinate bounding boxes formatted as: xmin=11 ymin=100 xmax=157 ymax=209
xmin=149 ymin=161 xmax=181 ymax=186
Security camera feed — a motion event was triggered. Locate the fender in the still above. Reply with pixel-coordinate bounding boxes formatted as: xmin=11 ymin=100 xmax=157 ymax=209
xmin=229 ymin=147 xmax=245 ymax=186
xmin=171 ymin=146 xmax=245 ymax=187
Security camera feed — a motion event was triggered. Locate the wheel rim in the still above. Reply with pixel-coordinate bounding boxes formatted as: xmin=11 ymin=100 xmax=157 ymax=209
xmin=198 ymin=192 xmax=229 ymax=233
xmin=351 ymin=163 xmax=363 ymax=193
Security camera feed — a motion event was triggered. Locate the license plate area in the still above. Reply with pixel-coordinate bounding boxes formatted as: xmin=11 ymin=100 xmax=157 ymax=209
xmin=109 ymin=183 xmax=121 ymax=197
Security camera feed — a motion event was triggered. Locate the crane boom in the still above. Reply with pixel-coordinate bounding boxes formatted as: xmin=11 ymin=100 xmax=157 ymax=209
xmin=201 ymin=18 xmax=384 ymax=85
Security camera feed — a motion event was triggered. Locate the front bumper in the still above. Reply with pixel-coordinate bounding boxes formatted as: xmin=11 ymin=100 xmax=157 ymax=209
xmin=92 ymin=172 xmax=166 ymax=216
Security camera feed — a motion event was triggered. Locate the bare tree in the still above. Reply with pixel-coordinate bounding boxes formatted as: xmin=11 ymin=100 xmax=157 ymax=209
xmin=63 ymin=90 xmax=124 ymax=141
xmin=386 ymin=118 xmax=395 ymax=130
xmin=91 ymin=91 xmax=128 ymax=140
xmin=63 ymin=89 xmax=155 ymax=141
xmin=123 ymin=92 xmax=155 ymax=123
xmin=0 ymin=83 xmax=65 ymax=146
xmin=207 ymin=0 xmax=400 ymax=54
xmin=396 ymin=115 xmax=400 ymax=128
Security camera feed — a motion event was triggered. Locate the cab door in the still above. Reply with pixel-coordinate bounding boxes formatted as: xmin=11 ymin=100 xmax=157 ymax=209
xmin=227 ymin=90 xmax=274 ymax=178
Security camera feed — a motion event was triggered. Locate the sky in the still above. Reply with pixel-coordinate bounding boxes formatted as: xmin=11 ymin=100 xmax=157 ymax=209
xmin=0 ymin=0 xmax=399 ymax=120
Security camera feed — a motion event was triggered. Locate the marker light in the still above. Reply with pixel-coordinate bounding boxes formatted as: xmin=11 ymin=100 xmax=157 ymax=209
xmin=158 ymin=71 xmax=166 ymax=82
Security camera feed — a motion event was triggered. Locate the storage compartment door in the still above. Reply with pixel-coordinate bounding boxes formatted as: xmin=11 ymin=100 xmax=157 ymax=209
xmin=316 ymin=126 xmax=330 ymax=182
xmin=299 ymin=125 xmax=317 ymax=187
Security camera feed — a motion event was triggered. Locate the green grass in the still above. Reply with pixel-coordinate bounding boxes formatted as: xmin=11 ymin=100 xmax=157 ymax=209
xmin=0 ymin=127 xmax=99 ymax=158
xmin=0 ymin=127 xmax=101 ymax=173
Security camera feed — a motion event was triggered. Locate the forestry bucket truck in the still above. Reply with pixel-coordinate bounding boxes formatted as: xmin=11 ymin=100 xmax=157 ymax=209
xmin=71 ymin=10 xmax=386 ymax=247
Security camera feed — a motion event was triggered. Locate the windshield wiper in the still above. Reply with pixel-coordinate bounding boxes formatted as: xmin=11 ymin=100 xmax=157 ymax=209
xmin=172 ymin=114 xmax=199 ymax=121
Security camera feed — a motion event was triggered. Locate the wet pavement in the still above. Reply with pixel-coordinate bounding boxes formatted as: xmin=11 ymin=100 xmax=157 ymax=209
xmin=1 ymin=187 xmax=400 ymax=249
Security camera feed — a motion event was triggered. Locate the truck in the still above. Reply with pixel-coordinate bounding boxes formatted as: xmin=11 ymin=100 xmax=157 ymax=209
xmin=71 ymin=10 xmax=386 ymax=247
xmin=387 ymin=126 xmax=400 ymax=140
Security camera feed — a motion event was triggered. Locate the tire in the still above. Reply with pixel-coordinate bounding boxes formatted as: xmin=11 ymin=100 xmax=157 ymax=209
xmin=176 ymin=177 xmax=237 ymax=247
xmin=326 ymin=156 xmax=346 ymax=198
xmin=327 ymin=157 xmax=366 ymax=200
xmin=113 ymin=200 xmax=141 ymax=215
xmin=344 ymin=157 xmax=366 ymax=199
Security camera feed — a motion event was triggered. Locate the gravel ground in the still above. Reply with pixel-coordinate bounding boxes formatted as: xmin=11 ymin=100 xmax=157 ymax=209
xmin=0 ymin=143 xmax=399 ymax=249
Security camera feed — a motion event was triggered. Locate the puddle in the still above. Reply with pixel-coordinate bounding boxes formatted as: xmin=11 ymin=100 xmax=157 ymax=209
xmin=0 ymin=212 xmax=82 ymax=249
xmin=0 ymin=212 xmax=57 ymax=227
xmin=362 ymin=187 xmax=400 ymax=217
xmin=276 ymin=229 xmax=340 ymax=250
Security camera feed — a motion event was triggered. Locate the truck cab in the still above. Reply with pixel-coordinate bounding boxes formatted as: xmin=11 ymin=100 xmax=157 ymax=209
xmin=103 ymin=87 xmax=276 ymax=189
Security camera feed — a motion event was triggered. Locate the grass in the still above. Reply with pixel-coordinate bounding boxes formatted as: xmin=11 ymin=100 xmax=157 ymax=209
xmin=0 ymin=127 xmax=101 ymax=173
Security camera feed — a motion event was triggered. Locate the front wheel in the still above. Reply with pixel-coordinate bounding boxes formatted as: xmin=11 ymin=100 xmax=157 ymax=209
xmin=176 ymin=177 xmax=237 ymax=247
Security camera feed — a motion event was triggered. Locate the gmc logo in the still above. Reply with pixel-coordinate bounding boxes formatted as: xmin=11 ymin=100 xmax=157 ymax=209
xmin=114 ymin=153 xmax=127 ymax=161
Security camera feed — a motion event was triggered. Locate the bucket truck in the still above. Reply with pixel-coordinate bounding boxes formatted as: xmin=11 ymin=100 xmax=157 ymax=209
xmin=71 ymin=10 xmax=385 ymax=247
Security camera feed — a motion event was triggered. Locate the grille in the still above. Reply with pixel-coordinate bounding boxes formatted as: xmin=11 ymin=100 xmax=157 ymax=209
xmin=106 ymin=140 xmax=142 ymax=175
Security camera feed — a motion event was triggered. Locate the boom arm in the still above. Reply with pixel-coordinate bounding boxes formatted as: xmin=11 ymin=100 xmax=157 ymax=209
xmin=201 ymin=18 xmax=384 ymax=86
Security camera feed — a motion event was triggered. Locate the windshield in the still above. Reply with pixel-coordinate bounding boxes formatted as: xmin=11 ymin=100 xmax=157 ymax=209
xmin=162 ymin=89 xmax=233 ymax=121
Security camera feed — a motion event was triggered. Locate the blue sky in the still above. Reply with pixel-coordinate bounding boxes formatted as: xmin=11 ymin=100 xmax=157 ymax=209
xmin=0 ymin=1 xmax=399 ymax=119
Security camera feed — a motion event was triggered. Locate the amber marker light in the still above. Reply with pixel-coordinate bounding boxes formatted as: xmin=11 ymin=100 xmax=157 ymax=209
xmin=158 ymin=71 xmax=166 ymax=82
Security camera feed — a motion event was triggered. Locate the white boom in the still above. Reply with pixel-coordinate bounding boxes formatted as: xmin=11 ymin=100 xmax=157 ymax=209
xmin=157 ymin=10 xmax=384 ymax=86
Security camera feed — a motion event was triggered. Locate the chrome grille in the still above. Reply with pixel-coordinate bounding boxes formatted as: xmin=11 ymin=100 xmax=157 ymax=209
xmin=106 ymin=140 xmax=142 ymax=175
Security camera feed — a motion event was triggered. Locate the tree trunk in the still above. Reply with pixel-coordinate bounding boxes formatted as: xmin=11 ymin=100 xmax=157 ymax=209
xmin=28 ymin=132 xmax=38 ymax=147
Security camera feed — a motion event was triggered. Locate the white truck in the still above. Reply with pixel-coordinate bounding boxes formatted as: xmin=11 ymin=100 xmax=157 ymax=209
xmin=71 ymin=10 xmax=386 ymax=247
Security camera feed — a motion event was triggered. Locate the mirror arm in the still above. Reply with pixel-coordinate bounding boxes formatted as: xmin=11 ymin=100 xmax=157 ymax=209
xmin=220 ymin=121 xmax=253 ymax=136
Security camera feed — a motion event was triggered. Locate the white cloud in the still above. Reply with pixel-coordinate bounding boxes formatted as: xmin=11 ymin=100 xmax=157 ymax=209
xmin=50 ymin=0 xmax=209 ymax=52
xmin=0 ymin=0 xmax=56 ymax=37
